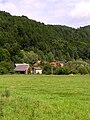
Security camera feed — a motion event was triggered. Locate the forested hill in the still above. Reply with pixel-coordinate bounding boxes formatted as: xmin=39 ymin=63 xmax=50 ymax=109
xmin=0 ymin=11 xmax=90 ymax=64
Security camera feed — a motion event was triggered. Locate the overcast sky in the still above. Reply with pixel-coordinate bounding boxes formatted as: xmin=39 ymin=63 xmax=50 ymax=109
xmin=0 ymin=0 xmax=90 ymax=28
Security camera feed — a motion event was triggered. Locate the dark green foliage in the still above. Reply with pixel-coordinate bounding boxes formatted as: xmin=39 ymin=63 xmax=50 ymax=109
xmin=77 ymin=66 xmax=89 ymax=74
xmin=55 ymin=66 xmax=70 ymax=75
xmin=42 ymin=64 xmax=52 ymax=74
xmin=65 ymin=60 xmax=90 ymax=74
xmin=0 ymin=61 xmax=14 ymax=74
xmin=0 ymin=48 xmax=10 ymax=62
xmin=21 ymin=50 xmax=38 ymax=65
xmin=46 ymin=52 xmax=55 ymax=62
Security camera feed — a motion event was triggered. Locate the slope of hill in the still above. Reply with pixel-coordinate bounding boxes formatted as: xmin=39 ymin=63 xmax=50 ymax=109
xmin=0 ymin=11 xmax=90 ymax=64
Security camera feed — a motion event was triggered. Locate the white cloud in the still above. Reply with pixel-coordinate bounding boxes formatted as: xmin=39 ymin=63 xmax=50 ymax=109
xmin=70 ymin=1 xmax=90 ymax=19
xmin=0 ymin=2 xmax=17 ymax=12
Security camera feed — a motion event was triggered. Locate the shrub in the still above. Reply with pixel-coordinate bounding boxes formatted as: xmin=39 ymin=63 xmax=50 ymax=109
xmin=42 ymin=64 xmax=52 ymax=74
xmin=0 ymin=61 xmax=14 ymax=74
xmin=0 ymin=67 xmax=8 ymax=74
xmin=54 ymin=66 xmax=70 ymax=75
xmin=77 ymin=66 xmax=89 ymax=74
xmin=66 ymin=60 xmax=90 ymax=74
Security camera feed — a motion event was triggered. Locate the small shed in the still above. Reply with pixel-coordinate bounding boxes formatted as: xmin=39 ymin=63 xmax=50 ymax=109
xmin=32 ymin=67 xmax=42 ymax=74
xmin=14 ymin=63 xmax=29 ymax=74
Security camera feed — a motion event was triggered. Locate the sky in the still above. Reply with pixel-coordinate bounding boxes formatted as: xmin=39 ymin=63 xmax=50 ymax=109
xmin=0 ymin=0 xmax=90 ymax=28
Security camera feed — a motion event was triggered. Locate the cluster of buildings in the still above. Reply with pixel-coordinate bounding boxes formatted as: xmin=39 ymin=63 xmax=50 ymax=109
xmin=14 ymin=63 xmax=42 ymax=74
xmin=14 ymin=61 xmax=65 ymax=74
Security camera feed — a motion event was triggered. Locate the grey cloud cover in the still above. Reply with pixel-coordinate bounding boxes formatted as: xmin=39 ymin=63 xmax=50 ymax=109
xmin=0 ymin=0 xmax=90 ymax=28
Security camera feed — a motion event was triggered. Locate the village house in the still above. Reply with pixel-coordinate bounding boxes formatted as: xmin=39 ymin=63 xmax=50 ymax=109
xmin=50 ymin=62 xmax=57 ymax=67
xmin=14 ymin=63 xmax=29 ymax=74
xmin=50 ymin=61 xmax=65 ymax=67
xmin=32 ymin=67 xmax=42 ymax=74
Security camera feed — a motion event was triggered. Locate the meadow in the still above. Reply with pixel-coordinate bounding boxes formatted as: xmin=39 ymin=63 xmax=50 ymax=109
xmin=0 ymin=75 xmax=90 ymax=120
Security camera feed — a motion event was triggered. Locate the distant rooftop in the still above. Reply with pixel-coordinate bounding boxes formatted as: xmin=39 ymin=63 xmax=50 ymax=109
xmin=14 ymin=64 xmax=29 ymax=71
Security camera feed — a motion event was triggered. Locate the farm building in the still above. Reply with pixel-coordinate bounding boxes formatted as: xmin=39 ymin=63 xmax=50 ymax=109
xmin=32 ymin=67 xmax=42 ymax=74
xmin=14 ymin=63 xmax=29 ymax=74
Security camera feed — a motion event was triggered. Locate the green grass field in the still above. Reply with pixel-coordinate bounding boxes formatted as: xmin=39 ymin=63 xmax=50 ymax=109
xmin=0 ymin=75 xmax=90 ymax=120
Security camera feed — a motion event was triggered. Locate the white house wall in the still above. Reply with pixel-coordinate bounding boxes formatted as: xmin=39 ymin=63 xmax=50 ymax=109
xmin=35 ymin=70 xmax=42 ymax=74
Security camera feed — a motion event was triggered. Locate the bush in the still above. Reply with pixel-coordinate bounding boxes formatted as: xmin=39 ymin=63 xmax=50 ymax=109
xmin=77 ymin=66 xmax=89 ymax=74
xmin=0 ymin=67 xmax=8 ymax=74
xmin=66 ymin=60 xmax=90 ymax=74
xmin=42 ymin=64 xmax=52 ymax=75
xmin=0 ymin=61 xmax=14 ymax=74
xmin=55 ymin=66 xmax=70 ymax=75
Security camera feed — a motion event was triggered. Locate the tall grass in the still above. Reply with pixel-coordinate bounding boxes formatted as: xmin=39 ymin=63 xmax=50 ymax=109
xmin=0 ymin=75 xmax=90 ymax=120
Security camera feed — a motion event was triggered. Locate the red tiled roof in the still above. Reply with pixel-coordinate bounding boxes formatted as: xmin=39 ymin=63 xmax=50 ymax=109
xmin=50 ymin=62 xmax=57 ymax=66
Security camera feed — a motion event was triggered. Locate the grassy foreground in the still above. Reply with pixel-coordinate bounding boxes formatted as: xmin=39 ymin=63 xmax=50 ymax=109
xmin=0 ymin=75 xmax=90 ymax=120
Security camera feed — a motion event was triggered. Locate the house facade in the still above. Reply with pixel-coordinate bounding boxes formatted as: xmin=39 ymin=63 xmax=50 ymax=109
xmin=32 ymin=67 xmax=42 ymax=74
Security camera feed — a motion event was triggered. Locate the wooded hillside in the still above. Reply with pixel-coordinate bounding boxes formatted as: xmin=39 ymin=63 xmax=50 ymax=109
xmin=0 ymin=11 xmax=90 ymax=65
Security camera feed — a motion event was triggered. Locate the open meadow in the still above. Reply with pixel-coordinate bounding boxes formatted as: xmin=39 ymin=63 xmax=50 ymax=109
xmin=0 ymin=75 xmax=90 ymax=120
